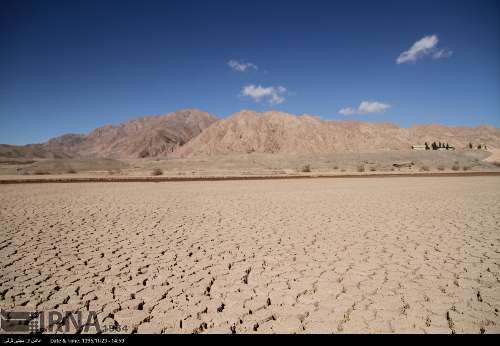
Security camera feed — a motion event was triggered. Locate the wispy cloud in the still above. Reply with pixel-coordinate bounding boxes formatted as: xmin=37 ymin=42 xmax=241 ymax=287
xmin=339 ymin=101 xmax=391 ymax=115
xmin=241 ymin=84 xmax=287 ymax=105
xmin=228 ymin=59 xmax=258 ymax=72
xmin=432 ymin=49 xmax=453 ymax=59
xmin=396 ymin=34 xmax=452 ymax=64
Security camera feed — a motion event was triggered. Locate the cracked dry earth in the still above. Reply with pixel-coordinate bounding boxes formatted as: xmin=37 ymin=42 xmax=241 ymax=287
xmin=1 ymin=177 xmax=499 ymax=334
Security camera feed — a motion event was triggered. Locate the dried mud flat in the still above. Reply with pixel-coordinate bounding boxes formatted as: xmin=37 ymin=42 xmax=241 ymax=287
xmin=1 ymin=177 xmax=499 ymax=334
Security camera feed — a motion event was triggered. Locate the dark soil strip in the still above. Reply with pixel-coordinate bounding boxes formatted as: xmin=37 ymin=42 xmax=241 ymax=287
xmin=1 ymin=171 xmax=500 ymax=184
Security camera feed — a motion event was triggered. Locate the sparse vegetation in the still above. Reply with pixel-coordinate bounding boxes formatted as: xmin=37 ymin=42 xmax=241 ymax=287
xmin=428 ymin=141 xmax=454 ymax=150
xmin=33 ymin=170 xmax=50 ymax=175
xmin=437 ymin=165 xmax=445 ymax=171
xmin=333 ymin=165 xmax=339 ymax=170
xmin=151 ymin=168 xmax=163 ymax=176
xmin=462 ymin=166 xmax=471 ymax=171
xmin=420 ymin=166 xmax=430 ymax=172
xmin=66 ymin=169 xmax=77 ymax=174
xmin=451 ymin=164 xmax=460 ymax=171
xmin=369 ymin=167 xmax=376 ymax=172
xmin=357 ymin=165 xmax=365 ymax=173
xmin=301 ymin=165 xmax=311 ymax=173
xmin=493 ymin=162 xmax=500 ymax=167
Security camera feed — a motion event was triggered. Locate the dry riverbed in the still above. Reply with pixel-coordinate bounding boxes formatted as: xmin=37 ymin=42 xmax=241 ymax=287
xmin=0 ymin=177 xmax=499 ymax=333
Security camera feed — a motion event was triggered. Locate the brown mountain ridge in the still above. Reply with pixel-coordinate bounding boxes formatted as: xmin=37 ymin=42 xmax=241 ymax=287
xmin=176 ymin=110 xmax=500 ymax=157
xmin=0 ymin=109 xmax=216 ymax=159
xmin=1 ymin=109 xmax=499 ymax=159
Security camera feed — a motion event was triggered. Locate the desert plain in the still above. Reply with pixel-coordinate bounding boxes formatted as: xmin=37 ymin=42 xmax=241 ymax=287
xmin=1 ymin=176 xmax=499 ymax=334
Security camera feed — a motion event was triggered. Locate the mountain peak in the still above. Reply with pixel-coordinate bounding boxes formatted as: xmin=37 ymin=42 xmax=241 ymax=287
xmin=175 ymin=110 xmax=500 ymax=157
xmin=1 ymin=109 xmax=499 ymax=159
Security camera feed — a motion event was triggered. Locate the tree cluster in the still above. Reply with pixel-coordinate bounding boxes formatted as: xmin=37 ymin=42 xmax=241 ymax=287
xmin=469 ymin=142 xmax=486 ymax=150
xmin=424 ymin=141 xmax=452 ymax=150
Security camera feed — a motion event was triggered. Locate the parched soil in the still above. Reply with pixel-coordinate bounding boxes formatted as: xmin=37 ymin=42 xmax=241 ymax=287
xmin=0 ymin=177 xmax=499 ymax=333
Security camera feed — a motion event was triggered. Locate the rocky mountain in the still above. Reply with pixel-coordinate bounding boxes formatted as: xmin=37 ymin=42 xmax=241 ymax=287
xmin=175 ymin=110 xmax=500 ymax=157
xmin=1 ymin=109 xmax=499 ymax=159
xmin=0 ymin=109 xmax=217 ymax=159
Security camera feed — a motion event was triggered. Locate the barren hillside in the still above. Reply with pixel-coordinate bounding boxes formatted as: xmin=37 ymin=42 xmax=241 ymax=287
xmin=2 ymin=109 xmax=499 ymax=159
xmin=0 ymin=109 xmax=217 ymax=159
xmin=176 ymin=110 xmax=500 ymax=157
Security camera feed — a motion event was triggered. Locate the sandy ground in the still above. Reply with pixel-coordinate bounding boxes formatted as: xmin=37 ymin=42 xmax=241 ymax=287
xmin=1 ymin=150 xmax=498 ymax=179
xmin=484 ymin=149 xmax=500 ymax=164
xmin=1 ymin=177 xmax=499 ymax=334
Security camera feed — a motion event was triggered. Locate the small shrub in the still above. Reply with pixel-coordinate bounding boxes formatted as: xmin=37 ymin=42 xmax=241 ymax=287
xmin=462 ymin=166 xmax=471 ymax=171
xmin=301 ymin=165 xmax=311 ymax=173
xmin=357 ymin=165 xmax=365 ymax=173
xmin=420 ymin=166 xmax=430 ymax=172
xmin=369 ymin=167 xmax=376 ymax=172
xmin=493 ymin=162 xmax=500 ymax=167
xmin=437 ymin=165 xmax=445 ymax=171
xmin=66 ymin=169 xmax=77 ymax=174
xmin=151 ymin=168 xmax=163 ymax=176
xmin=33 ymin=170 xmax=50 ymax=175
xmin=451 ymin=165 xmax=460 ymax=171
xmin=333 ymin=166 xmax=339 ymax=170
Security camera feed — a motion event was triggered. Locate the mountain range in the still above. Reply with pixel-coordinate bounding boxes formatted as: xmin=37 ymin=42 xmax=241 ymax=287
xmin=1 ymin=109 xmax=499 ymax=159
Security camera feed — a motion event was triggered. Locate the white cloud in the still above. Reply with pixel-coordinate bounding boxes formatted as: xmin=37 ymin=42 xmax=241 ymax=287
xmin=358 ymin=101 xmax=391 ymax=113
xmin=338 ymin=107 xmax=355 ymax=116
xmin=241 ymin=84 xmax=287 ymax=105
xmin=432 ymin=48 xmax=453 ymax=59
xmin=338 ymin=101 xmax=391 ymax=115
xmin=228 ymin=59 xmax=258 ymax=72
xmin=396 ymin=34 xmax=452 ymax=64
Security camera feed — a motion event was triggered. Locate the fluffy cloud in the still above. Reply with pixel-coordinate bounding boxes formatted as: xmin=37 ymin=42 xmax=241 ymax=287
xmin=396 ymin=35 xmax=452 ymax=64
xmin=358 ymin=101 xmax=391 ymax=113
xmin=338 ymin=101 xmax=391 ymax=115
xmin=338 ymin=107 xmax=355 ymax=116
xmin=228 ymin=59 xmax=258 ymax=72
xmin=241 ymin=84 xmax=287 ymax=105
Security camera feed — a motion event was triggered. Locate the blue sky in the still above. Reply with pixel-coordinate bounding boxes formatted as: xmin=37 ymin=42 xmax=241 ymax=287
xmin=1 ymin=0 xmax=499 ymax=145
